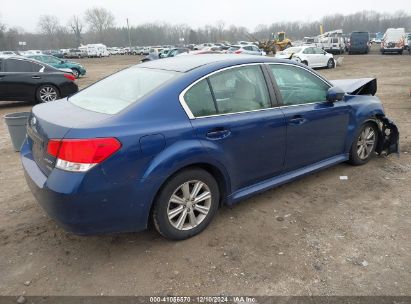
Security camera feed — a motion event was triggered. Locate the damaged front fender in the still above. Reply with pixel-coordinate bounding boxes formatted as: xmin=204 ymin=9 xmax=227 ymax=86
xmin=376 ymin=116 xmax=399 ymax=156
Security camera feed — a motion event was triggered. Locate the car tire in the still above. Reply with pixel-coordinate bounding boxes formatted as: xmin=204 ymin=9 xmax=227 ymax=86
xmin=152 ymin=168 xmax=220 ymax=240
xmin=348 ymin=122 xmax=379 ymax=166
xmin=36 ymin=85 xmax=60 ymax=103
xmin=302 ymin=60 xmax=308 ymax=66
xmin=71 ymin=68 xmax=80 ymax=79
xmin=327 ymin=58 xmax=335 ymax=69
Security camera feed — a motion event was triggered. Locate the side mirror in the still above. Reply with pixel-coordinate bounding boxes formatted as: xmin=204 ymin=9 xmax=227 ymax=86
xmin=326 ymin=86 xmax=345 ymax=102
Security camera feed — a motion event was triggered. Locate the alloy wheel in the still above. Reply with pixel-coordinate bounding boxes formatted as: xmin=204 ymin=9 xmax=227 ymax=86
xmin=39 ymin=86 xmax=58 ymax=102
xmin=167 ymin=180 xmax=212 ymax=231
xmin=356 ymin=126 xmax=376 ymax=160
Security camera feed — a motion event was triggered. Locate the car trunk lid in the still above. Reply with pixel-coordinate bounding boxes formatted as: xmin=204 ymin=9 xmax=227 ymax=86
xmin=27 ymin=99 xmax=110 ymax=176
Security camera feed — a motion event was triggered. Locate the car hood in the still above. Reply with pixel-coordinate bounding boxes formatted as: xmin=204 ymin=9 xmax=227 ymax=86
xmin=330 ymin=78 xmax=377 ymax=96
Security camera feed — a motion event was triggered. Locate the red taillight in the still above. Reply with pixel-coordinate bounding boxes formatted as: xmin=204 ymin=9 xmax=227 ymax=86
xmin=47 ymin=138 xmax=121 ymax=172
xmin=235 ymin=50 xmax=242 ymax=54
xmin=64 ymin=74 xmax=76 ymax=81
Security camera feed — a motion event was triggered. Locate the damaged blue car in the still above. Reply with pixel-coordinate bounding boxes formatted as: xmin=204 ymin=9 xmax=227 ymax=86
xmin=21 ymin=55 xmax=399 ymax=240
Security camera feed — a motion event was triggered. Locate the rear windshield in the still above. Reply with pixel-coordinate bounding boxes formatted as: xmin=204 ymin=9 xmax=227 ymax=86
xmin=69 ymin=67 xmax=179 ymax=114
xmin=228 ymin=46 xmax=240 ymax=51
xmin=351 ymin=32 xmax=369 ymax=40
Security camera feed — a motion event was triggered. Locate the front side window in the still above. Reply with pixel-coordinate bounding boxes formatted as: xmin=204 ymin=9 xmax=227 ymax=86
xmin=208 ymin=65 xmax=271 ymax=114
xmin=70 ymin=67 xmax=179 ymax=114
xmin=270 ymin=65 xmax=330 ymax=106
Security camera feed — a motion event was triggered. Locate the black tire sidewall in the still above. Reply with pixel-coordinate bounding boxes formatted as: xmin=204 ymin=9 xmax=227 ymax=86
xmin=36 ymin=85 xmax=59 ymax=103
xmin=153 ymin=168 xmax=220 ymax=240
xmin=327 ymin=58 xmax=334 ymax=68
xmin=349 ymin=122 xmax=379 ymax=165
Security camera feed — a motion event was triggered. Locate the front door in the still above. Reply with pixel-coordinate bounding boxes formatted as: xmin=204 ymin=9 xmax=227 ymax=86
xmin=268 ymin=63 xmax=351 ymax=171
xmin=182 ymin=64 xmax=286 ymax=192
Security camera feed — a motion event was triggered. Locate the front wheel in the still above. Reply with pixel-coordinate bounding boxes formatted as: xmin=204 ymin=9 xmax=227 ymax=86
xmin=153 ymin=168 xmax=219 ymax=240
xmin=36 ymin=85 xmax=59 ymax=103
xmin=348 ymin=123 xmax=379 ymax=166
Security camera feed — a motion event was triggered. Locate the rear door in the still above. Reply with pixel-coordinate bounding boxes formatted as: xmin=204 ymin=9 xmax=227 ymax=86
xmin=267 ymin=63 xmax=351 ymax=171
xmin=182 ymin=64 xmax=286 ymax=192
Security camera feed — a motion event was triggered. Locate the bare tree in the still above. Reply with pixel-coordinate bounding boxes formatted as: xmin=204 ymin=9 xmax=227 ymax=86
xmin=68 ymin=15 xmax=83 ymax=46
xmin=84 ymin=7 xmax=115 ymax=42
xmin=38 ymin=15 xmax=60 ymax=48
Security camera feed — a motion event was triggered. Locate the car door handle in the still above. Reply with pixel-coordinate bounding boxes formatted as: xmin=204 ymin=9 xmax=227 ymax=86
xmin=206 ymin=128 xmax=231 ymax=140
xmin=288 ymin=115 xmax=306 ymax=125
xmin=32 ymin=76 xmax=41 ymax=79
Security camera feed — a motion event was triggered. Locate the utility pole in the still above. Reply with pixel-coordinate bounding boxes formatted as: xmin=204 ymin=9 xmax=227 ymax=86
xmin=127 ymin=18 xmax=132 ymax=51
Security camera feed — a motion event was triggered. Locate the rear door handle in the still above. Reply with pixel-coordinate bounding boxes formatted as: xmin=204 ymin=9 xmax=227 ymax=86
xmin=288 ymin=115 xmax=306 ymax=125
xmin=32 ymin=76 xmax=41 ymax=79
xmin=206 ymin=128 xmax=231 ymax=140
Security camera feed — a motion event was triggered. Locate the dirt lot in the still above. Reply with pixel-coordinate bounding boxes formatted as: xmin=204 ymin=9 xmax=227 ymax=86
xmin=0 ymin=51 xmax=410 ymax=296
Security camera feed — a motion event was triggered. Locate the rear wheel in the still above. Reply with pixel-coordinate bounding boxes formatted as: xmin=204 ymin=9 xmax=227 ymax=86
xmin=327 ymin=58 xmax=335 ymax=69
xmin=348 ymin=123 xmax=379 ymax=166
xmin=153 ymin=168 xmax=219 ymax=240
xmin=71 ymin=68 xmax=80 ymax=79
xmin=36 ymin=85 xmax=59 ymax=103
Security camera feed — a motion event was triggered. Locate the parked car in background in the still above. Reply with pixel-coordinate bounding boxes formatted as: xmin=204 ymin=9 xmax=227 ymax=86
xmin=159 ymin=48 xmax=171 ymax=58
xmin=65 ymin=49 xmax=87 ymax=59
xmin=381 ymin=28 xmax=406 ymax=55
xmin=0 ymin=51 xmax=17 ymax=56
xmin=43 ymin=50 xmax=64 ymax=58
xmin=167 ymin=48 xmax=190 ymax=57
xmin=320 ymin=36 xmax=346 ymax=54
xmin=0 ymin=56 xmax=78 ymax=103
xmin=140 ymin=49 xmax=160 ymax=62
xmin=348 ymin=32 xmax=370 ymax=54
xmin=276 ymin=46 xmax=335 ymax=69
xmin=20 ymin=54 xmax=399 ymax=240
xmin=25 ymin=54 xmax=86 ymax=79
xmin=405 ymin=33 xmax=411 ymax=51
xmin=227 ymin=45 xmax=264 ymax=56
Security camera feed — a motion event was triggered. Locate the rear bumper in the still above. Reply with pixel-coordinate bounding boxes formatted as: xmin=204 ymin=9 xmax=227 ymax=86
xmin=20 ymin=139 xmax=158 ymax=234
xmin=381 ymin=48 xmax=403 ymax=52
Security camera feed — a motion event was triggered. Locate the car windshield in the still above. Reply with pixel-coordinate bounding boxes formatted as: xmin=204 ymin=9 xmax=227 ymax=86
xmin=283 ymin=47 xmax=302 ymax=54
xmin=228 ymin=46 xmax=240 ymax=51
xmin=69 ymin=67 xmax=180 ymax=114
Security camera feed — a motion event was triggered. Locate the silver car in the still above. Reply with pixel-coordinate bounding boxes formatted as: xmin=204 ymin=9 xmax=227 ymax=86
xmin=227 ymin=44 xmax=264 ymax=56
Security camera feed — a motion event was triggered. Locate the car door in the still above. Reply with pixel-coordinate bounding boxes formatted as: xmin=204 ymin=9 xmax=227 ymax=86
xmin=1 ymin=58 xmax=45 ymax=101
xmin=314 ymin=47 xmax=328 ymax=67
xmin=302 ymin=47 xmax=316 ymax=66
xmin=268 ymin=63 xmax=351 ymax=171
xmin=182 ymin=64 xmax=287 ymax=192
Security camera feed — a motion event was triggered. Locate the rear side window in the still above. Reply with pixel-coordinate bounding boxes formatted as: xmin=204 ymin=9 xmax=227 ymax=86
xmin=69 ymin=67 xmax=179 ymax=114
xmin=184 ymin=79 xmax=217 ymax=117
xmin=208 ymin=65 xmax=271 ymax=114
xmin=270 ymin=65 xmax=330 ymax=106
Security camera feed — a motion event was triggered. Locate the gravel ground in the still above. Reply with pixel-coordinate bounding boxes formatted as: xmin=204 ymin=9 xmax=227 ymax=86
xmin=0 ymin=50 xmax=410 ymax=296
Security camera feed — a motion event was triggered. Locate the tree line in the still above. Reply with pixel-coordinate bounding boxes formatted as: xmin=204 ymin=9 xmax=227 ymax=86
xmin=0 ymin=8 xmax=410 ymax=51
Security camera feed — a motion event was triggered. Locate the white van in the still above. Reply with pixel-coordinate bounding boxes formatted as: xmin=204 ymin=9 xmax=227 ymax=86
xmin=381 ymin=28 xmax=406 ymax=54
xmin=79 ymin=44 xmax=110 ymax=58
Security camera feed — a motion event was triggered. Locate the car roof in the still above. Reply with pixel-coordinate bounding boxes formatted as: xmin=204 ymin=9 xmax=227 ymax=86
xmin=138 ymin=54 xmax=291 ymax=73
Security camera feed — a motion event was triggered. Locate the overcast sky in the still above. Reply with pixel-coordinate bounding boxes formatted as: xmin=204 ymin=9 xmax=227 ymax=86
xmin=1 ymin=0 xmax=410 ymax=32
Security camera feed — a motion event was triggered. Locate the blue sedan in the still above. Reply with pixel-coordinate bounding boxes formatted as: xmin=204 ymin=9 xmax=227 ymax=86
xmin=21 ymin=55 xmax=399 ymax=240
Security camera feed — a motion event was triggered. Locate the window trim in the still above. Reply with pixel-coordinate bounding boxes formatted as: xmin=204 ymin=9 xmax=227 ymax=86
xmin=179 ymin=63 xmax=276 ymax=119
xmin=4 ymin=57 xmax=45 ymax=73
xmin=265 ymin=62 xmax=332 ymax=108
